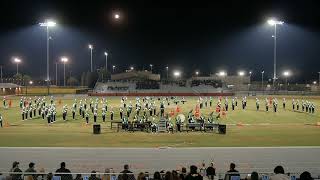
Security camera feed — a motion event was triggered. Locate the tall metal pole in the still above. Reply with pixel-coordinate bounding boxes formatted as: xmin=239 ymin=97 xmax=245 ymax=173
xmin=318 ymin=72 xmax=320 ymax=87
xmin=46 ymin=26 xmax=50 ymax=95
xmin=16 ymin=63 xmax=19 ymax=75
xmin=64 ymin=63 xmax=66 ymax=86
xmin=0 ymin=65 xmax=2 ymax=83
xmin=261 ymin=71 xmax=264 ymax=91
xmin=55 ymin=63 xmax=58 ymax=86
xmin=105 ymin=55 xmax=108 ymax=72
xmin=90 ymin=48 xmax=93 ymax=72
xmin=273 ymin=24 xmax=277 ymax=89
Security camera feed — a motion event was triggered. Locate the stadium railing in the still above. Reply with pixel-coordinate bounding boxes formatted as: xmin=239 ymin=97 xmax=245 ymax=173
xmin=1 ymin=171 xmax=319 ymax=180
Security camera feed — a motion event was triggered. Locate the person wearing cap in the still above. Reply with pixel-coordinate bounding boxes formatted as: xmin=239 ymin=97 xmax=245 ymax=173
xmin=25 ymin=162 xmax=37 ymax=180
xmin=10 ymin=161 xmax=22 ymax=180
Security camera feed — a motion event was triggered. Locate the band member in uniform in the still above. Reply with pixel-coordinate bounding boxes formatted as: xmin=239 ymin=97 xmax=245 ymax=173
xmin=85 ymin=110 xmax=89 ymax=124
xmin=110 ymin=108 xmax=114 ymax=121
xmin=0 ymin=113 xmax=2 ymax=128
xmin=265 ymin=98 xmax=269 ymax=112
xmin=296 ymin=100 xmax=300 ymax=111
xmin=282 ymin=98 xmax=286 ymax=109
xmin=120 ymin=107 xmax=123 ymax=119
xmin=102 ymin=107 xmax=106 ymax=122
xmin=160 ymin=102 xmax=165 ymax=117
xmin=273 ymin=98 xmax=278 ymax=112
xmin=93 ymin=108 xmax=97 ymax=123
xmin=224 ymin=98 xmax=228 ymax=111
xmin=62 ymin=105 xmax=67 ymax=121
xmin=256 ymin=98 xmax=260 ymax=111
xmin=292 ymin=99 xmax=295 ymax=110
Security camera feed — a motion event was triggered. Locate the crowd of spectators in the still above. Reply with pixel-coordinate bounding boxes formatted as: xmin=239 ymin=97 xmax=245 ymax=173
xmin=136 ymin=81 xmax=160 ymax=90
xmin=0 ymin=161 xmax=315 ymax=180
xmin=191 ymin=80 xmax=222 ymax=88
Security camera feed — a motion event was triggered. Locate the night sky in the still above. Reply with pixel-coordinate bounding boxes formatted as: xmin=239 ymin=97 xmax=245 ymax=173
xmin=0 ymin=0 xmax=319 ymax=82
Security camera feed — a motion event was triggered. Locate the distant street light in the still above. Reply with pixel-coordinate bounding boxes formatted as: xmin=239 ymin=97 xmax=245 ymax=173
xmin=104 ymin=51 xmax=108 ymax=72
xmin=166 ymin=66 xmax=169 ymax=79
xmin=130 ymin=66 xmax=134 ymax=70
xmin=195 ymin=71 xmax=199 ymax=76
xmin=39 ymin=19 xmax=56 ymax=82
xmin=150 ymin=64 xmax=153 ymax=72
xmin=283 ymin=71 xmax=290 ymax=91
xmin=313 ymin=81 xmax=317 ymax=85
xmin=13 ymin=58 xmax=21 ymax=75
xmin=112 ymin=65 xmax=116 ymax=73
xmin=89 ymin=44 xmax=93 ymax=72
xmin=61 ymin=57 xmax=68 ymax=86
xmin=267 ymin=18 xmax=284 ymax=88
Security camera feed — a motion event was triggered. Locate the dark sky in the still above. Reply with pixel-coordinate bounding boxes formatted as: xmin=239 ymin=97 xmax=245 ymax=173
xmin=0 ymin=0 xmax=319 ymax=82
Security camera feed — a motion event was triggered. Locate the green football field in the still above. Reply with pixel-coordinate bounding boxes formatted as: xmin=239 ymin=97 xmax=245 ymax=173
xmin=0 ymin=95 xmax=320 ymax=147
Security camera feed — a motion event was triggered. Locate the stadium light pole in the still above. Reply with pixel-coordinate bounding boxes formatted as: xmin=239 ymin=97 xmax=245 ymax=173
xmin=166 ymin=66 xmax=169 ymax=79
xmin=261 ymin=71 xmax=264 ymax=91
xmin=55 ymin=62 xmax=58 ymax=86
xmin=104 ymin=52 xmax=108 ymax=71
xmin=267 ymin=18 xmax=284 ymax=89
xmin=318 ymin=72 xmax=320 ymax=87
xmin=13 ymin=58 xmax=21 ymax=75
xmin=39 ymin=20 xmax=56 ymax=82
xmin=150 ymin=64 xmax=153 ymax=73
xmin=112 ymin=65 xmax=116 ymax=73
xmin=130 ymin=66 xmax=134 ymax=70
xmin=88 ymin=44 xmax=93 ymax=72
xmin=283 ymin=71 xmax=290 ymax=91
xmin=61 ymin=57 xmax=68 ymax=86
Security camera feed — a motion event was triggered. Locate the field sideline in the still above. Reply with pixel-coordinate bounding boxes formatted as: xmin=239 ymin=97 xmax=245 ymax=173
xmin=0 ymin=95 xmax=320 ymax=147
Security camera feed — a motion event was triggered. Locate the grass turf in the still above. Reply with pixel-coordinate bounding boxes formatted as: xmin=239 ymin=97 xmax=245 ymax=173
xmin=0 ymin=96 xmax=320 ymax=147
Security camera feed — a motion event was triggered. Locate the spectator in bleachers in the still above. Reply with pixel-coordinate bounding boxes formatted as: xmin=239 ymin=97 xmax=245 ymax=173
xmin=206 ymin=162 xmax=216 ymax=180
xmin=10 ymin=161 xmax=22 ymax=180
xmin=55 ymin=162 xmax=72 ymax=180
xmin=102 ymin=168 xmax=110 ymax=180
xmin=118 ymin=164 xmax=135 ymax=180
xmin=250 ymin=172 xmax=259 ymax=180
xmin=153 ymin=172 xmax=162 ymax=180
xmin=89 ymin=171 xmax=101 ymax=180
xmin=25 ymin=162 xmax=37 ymax=180
xmin=172 ymin=170 xmax=180 ymax=180
xmin=164 ymin=171 xmax=173 ymax=180
xmin=270 ymin=166 xmax=289 ymax=180
xmin=179 ymin=167 xmax=187 ymax=180
xmin=185 ymin=165 xmax=203 ymax=180
xmin=299 ymin=171 xmax=313 ymax=180
xmin=227 ymin=163 xmax=239 ymax=174
xmin=137 ymin=172 xmax=146 ymax=180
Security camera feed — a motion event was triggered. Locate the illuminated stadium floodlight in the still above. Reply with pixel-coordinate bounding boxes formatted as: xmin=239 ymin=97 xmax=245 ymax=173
xmin=173 ymin=70 xmax=181 ymax=78
xmin=61 ymin=57 xmax=68 ymax=86
xmin=150 ymin=64 xmax=153 ymax=72
xmin=112 ymin=65 xmax=116 ymax=73
xmin=88 ymin=44 xmax=93 ymax=72
xmin=267 ymin=18 xmax=284 ymax=88
xmin=218 ymin=71 xmax=226 ymax=77
xmin=195 ymin=71 xmax=199 ymax=76
xmin=13 ymin=58 xmax=21 ymax=75
xmin=238 ymin=71 xmax=245 ymax=76
xmin=313 ymin=81 xmax=317 ymax=85
xmin=166 ymin=66 xmax=169 ymax=79
xmin=39 ymin=19 xmax=57 ymax=82
xmin=130 ymin=66 xmax=134 ymax=70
